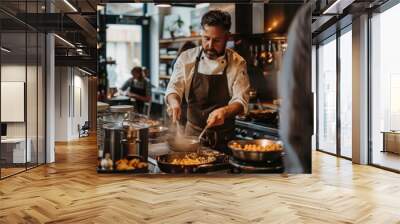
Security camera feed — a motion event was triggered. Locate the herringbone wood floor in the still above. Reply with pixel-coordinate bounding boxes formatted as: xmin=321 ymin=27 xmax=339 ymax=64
xmin=1 ymin=136 xmax=400 ymax=224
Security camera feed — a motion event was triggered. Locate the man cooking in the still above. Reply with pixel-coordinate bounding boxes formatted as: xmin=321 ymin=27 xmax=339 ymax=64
xmin=166 ymin=10 xmax=250 ymax=153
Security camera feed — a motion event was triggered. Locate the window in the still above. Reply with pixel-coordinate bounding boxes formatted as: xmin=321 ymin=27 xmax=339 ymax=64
xmin=106 ymin=24 xmax=143 ymax=89
xmin=316 ymin=26 xmax=353 ymax=159
xmin=339 ymin=28 xmax=352 ymax=158
xmin=0 ymin=1 xmax=46 ymax=179
xmin=317 ymin=36 xmax=337 ymax=154
xmin=370 ymin=3 xmax=400 ymax=171
xmin=106 ymin=3 xmax=144 ymax=16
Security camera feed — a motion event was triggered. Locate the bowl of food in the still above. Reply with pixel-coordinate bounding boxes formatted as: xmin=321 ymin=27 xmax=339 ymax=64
xmin=228 ymin=139 xmax=283 ymax=162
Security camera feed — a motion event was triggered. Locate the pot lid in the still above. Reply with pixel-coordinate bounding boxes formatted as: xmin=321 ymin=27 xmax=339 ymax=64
xmin=103 ymin=123 xmax=124 ymax=130
xmin=110 ymin=105 xmax=134 ymax=113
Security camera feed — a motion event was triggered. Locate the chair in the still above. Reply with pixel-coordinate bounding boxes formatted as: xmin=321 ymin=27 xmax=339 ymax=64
xmin=79 ymin=121 xmax=90 ymax=138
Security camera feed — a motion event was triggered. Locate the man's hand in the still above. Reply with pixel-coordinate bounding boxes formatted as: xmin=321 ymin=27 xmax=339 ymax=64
xmin=207 ymin=103 xmax=244 ymax=128
xmin=207 ymin=107 xmax=227 ymax=128
xmin=166 ymin=93 xmax=182 ymax=123
xmin=167 ymin=104 xmax=181 ymax=123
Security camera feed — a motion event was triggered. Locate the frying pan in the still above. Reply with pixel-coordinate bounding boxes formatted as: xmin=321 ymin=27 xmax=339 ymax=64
xmin=248 ymin=109 xmax=277 ymax=121
xmin=149 ymin=126 xmax=169 ymax=139
xmin=167 ymin=135 xmax=200 ymax=152
xmin=228 ymin=139 xmax=283 ymax=163
xmin=156 ymin=151 xmax=218 ymax=174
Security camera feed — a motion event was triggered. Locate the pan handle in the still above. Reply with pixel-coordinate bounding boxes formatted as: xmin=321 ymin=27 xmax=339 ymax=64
xmin=195 ymin=163 xmax=216 ymax=173
xmin=196 ymin=162 xmax=229 ymax=172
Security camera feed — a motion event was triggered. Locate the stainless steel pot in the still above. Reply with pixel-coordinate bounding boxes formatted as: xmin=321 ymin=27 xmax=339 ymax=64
xmin=103 ymin=123 xmax=127 ymax=164
xmin=122 ymin=121 xmax=149 ymax=162
xmin=228 ymin=139 xmax=283 ymax=163
xmin=103 ymin=105 xmax=134 ymax=124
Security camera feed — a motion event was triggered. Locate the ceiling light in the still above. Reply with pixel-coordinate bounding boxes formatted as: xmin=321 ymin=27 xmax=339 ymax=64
xmin=322 ymin=0 xmax=353 ymax=15
xmin=156 ymin=4 xmax=171 ymax=8
xmin=63 ymin=0 xmax=78 ymax=12
xmin=54 ymin=34 xmax=75 ymax=48
xmin=196 ymin=3 xmax=210 ymax=9
xmin=1 ymin=47 xmax=11 ymax=53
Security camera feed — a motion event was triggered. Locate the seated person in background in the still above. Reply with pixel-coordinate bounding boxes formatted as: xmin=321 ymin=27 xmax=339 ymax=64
xmin=120 ymin=67 xmax=151 ymax=114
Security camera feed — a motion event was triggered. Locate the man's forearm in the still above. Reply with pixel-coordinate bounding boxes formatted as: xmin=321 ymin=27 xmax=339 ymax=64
xmin=222 ymin=102 xmax=243 ymax=119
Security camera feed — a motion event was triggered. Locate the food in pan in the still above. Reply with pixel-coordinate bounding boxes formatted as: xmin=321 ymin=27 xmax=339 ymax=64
xmin=250 ymin=109 xmax=275 ymax=114
xmin=141 ymin=119 xmax=160 ymax=127
xmin=230 ymin=142 xmax=282 ymax=152
xmin=169 ymin=153 xmax=216 ymax=165
xmin=116 ymin=158 xmax=148 ymax=171
xmin=134 ymin=118 xmax=160 ymax=127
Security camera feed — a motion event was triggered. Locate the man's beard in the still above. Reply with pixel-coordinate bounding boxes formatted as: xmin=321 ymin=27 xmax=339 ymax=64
xmin=204 ymin=49 xmax=219 ymax=59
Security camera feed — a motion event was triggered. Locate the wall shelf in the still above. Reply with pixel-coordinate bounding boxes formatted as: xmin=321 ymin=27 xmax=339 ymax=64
xmin=159 ymin=35 xmax=202 ymax=44
xmin=159 ymin=75 xmax=171 ymax=80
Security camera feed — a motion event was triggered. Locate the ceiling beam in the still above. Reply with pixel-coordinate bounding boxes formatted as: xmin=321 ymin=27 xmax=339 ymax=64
xmin=66 ymin=13 xmax=97 ymax=47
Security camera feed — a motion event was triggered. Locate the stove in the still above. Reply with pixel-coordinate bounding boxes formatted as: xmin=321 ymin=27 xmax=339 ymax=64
xmin=234 ymin=119 xmax=279 ymax=140
xmin=229 ymin=157 xmax=284 ymax=173
xmin=232 ymin=119 xmax=283 ymax=173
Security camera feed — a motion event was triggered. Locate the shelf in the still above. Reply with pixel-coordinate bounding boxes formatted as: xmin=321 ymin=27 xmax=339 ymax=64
xmin=159 ymin=75 xmax=171 ymax=80
xmin=159 ymin=55 xmax=176 ymax=60
xmin=159 ymin=35 xmax=201 ymax=44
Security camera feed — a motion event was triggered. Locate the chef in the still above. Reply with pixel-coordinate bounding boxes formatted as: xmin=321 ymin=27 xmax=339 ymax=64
xmin=166 ymin=10 xmax=250 ymax=153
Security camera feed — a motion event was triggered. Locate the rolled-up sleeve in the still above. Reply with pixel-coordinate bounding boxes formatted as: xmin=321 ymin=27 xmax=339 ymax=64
xmin=229 ymin=60 xmax=250 ymax=114
xmin=165 ymin=55 xmax=185 ymax=105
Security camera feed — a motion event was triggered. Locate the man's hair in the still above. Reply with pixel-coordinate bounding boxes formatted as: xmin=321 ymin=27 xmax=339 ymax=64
xmin=201 ymin=10 xmax=231 ymax=32
xmin=131 ymin=66 xmax=142 ymax=74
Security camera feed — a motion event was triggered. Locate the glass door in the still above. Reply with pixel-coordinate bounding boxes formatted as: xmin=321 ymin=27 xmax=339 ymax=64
xmin=339 ymin=27 xmax=352 ymax=158
xmin=317 ymin=35 xmax=337 ymax=155
xmin=370 ymin=3 xmax=400 ymax=171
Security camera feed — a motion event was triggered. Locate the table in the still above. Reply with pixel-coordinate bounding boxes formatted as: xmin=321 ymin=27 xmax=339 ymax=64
xmin=1 ymin=138 xmax=32 ymax=164
xmin=382 ymin=131 xmax=400 ymax=154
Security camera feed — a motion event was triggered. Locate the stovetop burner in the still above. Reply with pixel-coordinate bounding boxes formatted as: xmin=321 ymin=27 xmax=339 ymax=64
xmin=234 ymin=119 xmax=279 ymax=140
xmin=229 ymin=157 xmax=284 ymax=173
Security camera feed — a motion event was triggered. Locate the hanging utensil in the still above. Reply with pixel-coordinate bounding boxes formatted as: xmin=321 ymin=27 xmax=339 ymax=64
xmin=253 ymin=45 xmax=259 ymax=67
xmin=266 ymin=40 xmax=274 ymax=64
